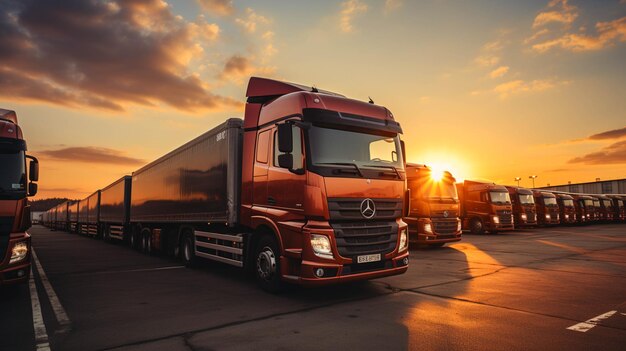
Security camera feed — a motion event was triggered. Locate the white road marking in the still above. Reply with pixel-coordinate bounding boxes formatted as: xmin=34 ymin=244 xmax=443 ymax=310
xmin=567 ymin=310 xmax=617 ymax=332
xmin=32 ymin=248 xmax=71 ymax=332
xmin=29 ymin=267 xmax=51 ymax=351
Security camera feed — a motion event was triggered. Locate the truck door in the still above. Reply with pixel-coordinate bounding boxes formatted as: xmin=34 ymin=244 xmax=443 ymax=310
xmin=267 ymin=125 xmax=306 ymax=218
xmin=253 ymin=129 xmax=271 ymax=212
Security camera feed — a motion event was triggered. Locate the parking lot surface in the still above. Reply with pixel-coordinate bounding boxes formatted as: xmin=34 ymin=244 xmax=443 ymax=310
xmin=1 ymin=224 xmax=625 ymax=350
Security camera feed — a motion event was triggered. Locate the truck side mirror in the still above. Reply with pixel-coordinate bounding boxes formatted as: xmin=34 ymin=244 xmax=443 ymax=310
xmin=28 ymin=182 xmax=38 ymax=197
xmin=277 ymin=123 xmax=293 ymax=153
xmin=27 ymin=155 xmax=39 ymax=181
xmin=277 ymin=153 xmax=293 ymax=170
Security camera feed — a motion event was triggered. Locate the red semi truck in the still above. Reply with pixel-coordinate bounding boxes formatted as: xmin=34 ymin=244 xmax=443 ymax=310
xmin=505 ymin=185 xmax=537 ymax=227
xmin=456 ymin=180 xmax=514 ymax=234
xmin=596 ymin=194 xmax=614 ymax=222
xmin=116 ymin=77 xmax=409 ymax=291
xmin=404 ymin=164 xmax=462 ymax=247
xmin=0 ymin=109 xmax=39 ymax=285
xmin=555 ymin=193 xmax=577 ymax=225
xmin=607 ymin=195 xmax=625 ymax=222
xmin=532 ymin=191 xmax=560 ymax=226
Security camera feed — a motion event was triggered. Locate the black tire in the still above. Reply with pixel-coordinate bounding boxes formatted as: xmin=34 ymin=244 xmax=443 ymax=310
xmin=130 ymin=229 xmax=140 ymax=250
xmin=140 ymin=228 xmax=152 ymax=255
xmin=103 ymin=225 xmax=111 ymax=243
xmin=470 ymin=218 xmax=484 ymax=234
xmin=430 ymin=243 xmax=445 ymax=248
xmin=255 ymin=234 xmax=283 ymax=293
xmin=181 ymin=233 xmax=197 ymax=268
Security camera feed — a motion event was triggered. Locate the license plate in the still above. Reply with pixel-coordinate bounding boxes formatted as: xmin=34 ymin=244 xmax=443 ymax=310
xmin=357 ymin=253 xmax=381 ymax=264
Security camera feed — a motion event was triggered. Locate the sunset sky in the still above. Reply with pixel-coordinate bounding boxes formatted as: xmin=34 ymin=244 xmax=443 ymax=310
xmin=1 ymin=0 xmax=625 ymax=200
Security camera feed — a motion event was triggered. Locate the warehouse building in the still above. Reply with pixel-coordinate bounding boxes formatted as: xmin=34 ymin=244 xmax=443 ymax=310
xmin=540 ymin=178 xmax=626 ymax=194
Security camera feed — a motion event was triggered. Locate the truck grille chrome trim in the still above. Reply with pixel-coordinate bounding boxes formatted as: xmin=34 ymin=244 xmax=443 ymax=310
xmin=330 ymin=221 xmax=398 ymax=259
xmin=328 ymin=198 xmax=402 ymax=221
xmin=431 ymin=218 xmax=459 ymax=234
xmin=496 ymin=210 xmax=513 ymax=225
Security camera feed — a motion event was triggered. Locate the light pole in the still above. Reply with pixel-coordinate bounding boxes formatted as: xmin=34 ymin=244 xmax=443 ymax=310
xmin=514 ymin=177 xmax=521 ymax=186
xmin=529 ymin=175 xmax=537 ymax=188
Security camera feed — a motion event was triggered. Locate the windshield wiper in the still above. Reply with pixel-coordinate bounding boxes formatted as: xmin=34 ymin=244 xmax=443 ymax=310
xmin=364 ymin=164 xmax=401 ymax=179
xmin=317 ymin=162 xmax=364 ymax=177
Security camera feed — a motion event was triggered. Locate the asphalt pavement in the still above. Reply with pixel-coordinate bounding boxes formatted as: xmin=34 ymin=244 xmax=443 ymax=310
xmin=1 ymin=224 xmax=625 ymax=350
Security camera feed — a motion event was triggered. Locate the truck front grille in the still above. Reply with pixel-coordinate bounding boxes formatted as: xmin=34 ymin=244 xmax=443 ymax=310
xmin=497 ymin=210 xmax=513 ymax=225
xmin=331 ymin=221 xmax=398 ymax=259
xmin=432 ymin=218 xmax=458 ymax=234
xmin=327 ymin=198 xmax=403 ymax=221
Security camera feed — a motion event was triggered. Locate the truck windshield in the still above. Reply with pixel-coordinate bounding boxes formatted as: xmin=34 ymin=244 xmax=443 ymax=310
xmin=603 ymin=200 xmax=612 ymax=208
xmin=544 ymin=197 xmax=557 ymax=206
xmin=562 ymin=199 xmax=574 ymax=207
xmin=583 ymin=199 xmax=593 ymax=207
xmin=0 ymin=150 xmax=26 ymax=196
xmin=308 ymin=126 xmax=404 ymax=170
xmin=490 ymin=191 xmax=511 ymax=204
xmin=519 ymin=194 xmax=534 ymax=205
xmin=423 ymin=180 xmax=458 ymax=200
xmin=593 ymin=200 xmax=600 ymax=208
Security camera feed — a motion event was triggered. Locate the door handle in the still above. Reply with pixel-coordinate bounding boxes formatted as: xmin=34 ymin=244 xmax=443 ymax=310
xmin=267 ymin=196 xmax=276 ymax=205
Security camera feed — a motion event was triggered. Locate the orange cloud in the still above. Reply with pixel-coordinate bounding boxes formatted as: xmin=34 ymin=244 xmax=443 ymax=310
xmin=196 ymin=0 xmax=234 ymax=16
xmin=568 ymin=140 xmax=626 ymax=165
xmin=219 ymin=55 xmax=275 ymax=83
xmin=340 ymin=0 xmax=368 ymax=33
xmin=532 ymin=0 xmax=578 ymax=28
xmin=588 ymin=127 xmax=626 ymax=140
xmin=36 ymin=147 xmax=146 ymax=166
xmin=489 ymin=66 xmax=510 ymax=79
xmin=235 ymin=8 xmax=271 ymax=33
xmin=532 ymin=17 xmax=626 ymax=52
xmin=493 ymin=79 xmax=561 ymax=98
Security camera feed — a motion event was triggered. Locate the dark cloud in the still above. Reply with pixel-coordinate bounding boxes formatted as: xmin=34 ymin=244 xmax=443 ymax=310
xmin=37 ymin=146 xmax=145 ymax=165
xmin=588 ymin=126 xmax=626 ymax=140
xmin=568 ymin=140 xmax=626 ymax=165
xmin=0 ymin=0 xmax=240 ymax=112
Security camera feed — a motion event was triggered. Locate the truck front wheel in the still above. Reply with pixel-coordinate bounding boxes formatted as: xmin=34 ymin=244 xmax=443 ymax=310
xmin=470 ymin=218 xmax=484 ymax=234
xmin=181 ymin=233 xmax=197 ymax=268
xmin=255 ymin=235 xmax=283 ymax=293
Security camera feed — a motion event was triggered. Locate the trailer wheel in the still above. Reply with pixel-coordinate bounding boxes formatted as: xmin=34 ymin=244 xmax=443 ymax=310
xmin=130 ymin=229 xmax=140 ymax=250
xmin=140 ymin=228 xmax=152 ymax=255
xmin=255 ymin=235 xmax=283 ymax=293
xmin=470 ymin=218 xmax=484 ymax=234
xmin=103 ymin=225 xmax=111 ymax=243
xmin=181 ymin=233 xmax=197 ymax=268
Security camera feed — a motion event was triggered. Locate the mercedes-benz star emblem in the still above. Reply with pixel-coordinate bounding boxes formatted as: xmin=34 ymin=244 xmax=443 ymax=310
xmin=443 ymin=210 xmax=449 ymax=218
xmin=360 ymin=198 xmax=376 ymax=219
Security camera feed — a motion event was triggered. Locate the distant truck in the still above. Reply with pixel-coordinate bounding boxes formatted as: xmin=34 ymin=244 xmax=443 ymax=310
xmin=606 ymin=195 xmax=625 ymax=222
xmin=505 ymin=186 xmax=537 ymax=227
xmin=0 ymin=109 xmax=39 ymax=285
xmin=590 ymin=196 xmax=601 ymax=222
xmin=555 ymin=193 xmax=577 ymax=225
xmin=532 ymin=191 xmax=560 ymax=226
xmin=571 ymin=194 xmax=593 ymax=224
xmin=87 ymin=77 xmax=409 ymax=291
xmin=404 ymin=164 xmax=462 ymax=247
xmin=596 ymin=194 xmax=614 ymax=222
xmin=99 ymin=176 xmax=131 ymax=242
xmin=456 ymin=180 xmax=514 ymax=234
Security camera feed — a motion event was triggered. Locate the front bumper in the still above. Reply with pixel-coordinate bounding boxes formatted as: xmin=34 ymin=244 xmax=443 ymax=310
xmin=0 ymin=232 xmax=31 ymax=286
xmin=406 ymin=217 xmax=462 ymax=244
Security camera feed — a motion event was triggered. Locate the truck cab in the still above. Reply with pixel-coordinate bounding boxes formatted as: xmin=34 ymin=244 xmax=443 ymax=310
xmin=590 ymin=196 xmax=601 ymax=222
xmin=607 ymin=195 xmax=625 ymax=222
xmin=596 ymin=194 xmax=614 ymax=222
xmin=555 ymin=193 xmax=576 ymax=224
xmin=571 ymin=194 xmax=593 ymax=224
xmin=404 ymin=164 xmax=462 ymax=247
xmin=532 ymin=191 xmax=560 ymax=225
xmin=457 ymin=180 xmax=514 ymax=234
xmin=0 ymin=109 xmax=39 ymax=285
xmin=505 ymin=186 xmax=537 ymax=227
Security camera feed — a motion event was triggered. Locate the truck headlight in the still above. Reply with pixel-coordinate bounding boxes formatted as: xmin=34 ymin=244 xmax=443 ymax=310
xmin=10 ymin=241 xmax=29 ymax=264
xmin=545 ymin=214 xmax=551 ymax=220
xmin=423 ymin=223 xmax=432 ymax=234
xmin=565 ymin=214 xmax=569 ymax=220
xmin=456 ymin=220 xmax=462 ymax=233
xmin=521 ymin=213 xmax=527 ymax=221
xmin=399 ymin=228 xmax=408 ymax=252
xmin=310 ymin=234 xmax=333 ymax=259
xmin=492 ymin=216 xmax=500 ymax=224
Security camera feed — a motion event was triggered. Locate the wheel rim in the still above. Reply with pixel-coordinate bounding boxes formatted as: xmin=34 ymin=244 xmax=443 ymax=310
xmin=130 ymin=233 xmax=135 ymax=247
xmin=256 ymin=246 xmax=276 ymax=281
xmin=472 ymin=220 xmax=482 ymax=232
xmin=184 ymin=239 xmax=192 ymax=262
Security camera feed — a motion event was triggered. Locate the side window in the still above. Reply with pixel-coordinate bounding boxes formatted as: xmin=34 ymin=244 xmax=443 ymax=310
xmin=480 ymin=192 xmax=489 ymax=203
xmin=467 ymin=191 xmax=480 ymax=202
xmin=273 ymin=125 xmax=304 ymax=170
xmin=256 ymin=130 xmax=270 ymax=164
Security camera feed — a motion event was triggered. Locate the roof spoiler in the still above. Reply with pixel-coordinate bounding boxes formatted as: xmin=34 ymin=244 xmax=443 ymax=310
xmin=0 ymin=108 xmax=17 ymax=124
xmin=245 ymin=77 xmax=344 ymax=103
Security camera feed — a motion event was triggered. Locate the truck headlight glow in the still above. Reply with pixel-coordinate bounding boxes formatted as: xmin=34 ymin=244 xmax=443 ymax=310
xmin=565 ymin=214 xmax=569 ymax=220
xmin=492 ymin=216 xmax=500 ymax=224
xmin=456 ymin=220 xmax=462 ymax=233
xmin=423 ymin=223 xmax=432 ymax=234
xmin=399 ymin=228 xmax=408 ymax=252
xmin=521 ymin=213 xmax=527 ymax=221
xmin=10 ymin=241 xmax=29 ymax=264
xmin=545 ymin=214 xmax=551 ymax=220
xmin=310 ymin=234 xmax=333 ymax=259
